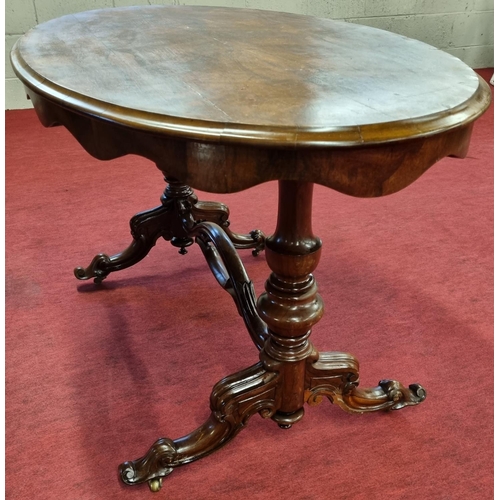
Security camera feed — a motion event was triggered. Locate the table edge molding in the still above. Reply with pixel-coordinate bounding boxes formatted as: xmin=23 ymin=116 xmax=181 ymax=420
xmin=11 ymin=42 xmax=491 ymax=149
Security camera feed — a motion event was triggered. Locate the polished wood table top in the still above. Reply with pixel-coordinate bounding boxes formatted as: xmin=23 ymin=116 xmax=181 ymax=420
xmin=12 ymin=5 xmax=486 ymax=144
xmin=11 ymin=6 xmax=491 ymax=493
xmin=12 ymin=6 xmax=490 ymax=195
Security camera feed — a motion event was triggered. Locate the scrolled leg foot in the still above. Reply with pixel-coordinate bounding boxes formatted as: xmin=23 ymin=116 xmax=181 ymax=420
xmin=191 ymin=200 xmax=265 ymax=255
xmin=119 ymin=438 xmax=176 ymax=488
xmin=335 ymin=379 xmax=426 ymax=413
xmin=225 ymin=226 xmax=265 ymax=255
xmin=74 ymin=253 xmax=112 ymax=283
xmin=74 ymin=204 xmax=175 ymax=282
xmin=305 ymin=351 xmax=426 ymax=414
xmin=249 ymin=229 xmax=266 ymax=256
xmin=377 ymin=380 xmax=427 ymax=410
xmin=119 ymin=363 xmax=280 ymax=489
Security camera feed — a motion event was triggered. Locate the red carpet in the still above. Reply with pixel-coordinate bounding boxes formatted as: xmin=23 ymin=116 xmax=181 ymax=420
xmin=6 ymin=68 xmax=493 ymax=499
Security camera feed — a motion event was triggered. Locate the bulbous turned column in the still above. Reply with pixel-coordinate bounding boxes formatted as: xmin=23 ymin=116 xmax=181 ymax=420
xmin=257 ymin=181 xmax=324 ymax=427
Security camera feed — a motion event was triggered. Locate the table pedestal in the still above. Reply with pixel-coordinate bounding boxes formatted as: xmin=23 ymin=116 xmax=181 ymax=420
xmin=84 ymin=179 xmax=426 ymax=492
xmin=74 ymin=177 xmax=266 ymax=284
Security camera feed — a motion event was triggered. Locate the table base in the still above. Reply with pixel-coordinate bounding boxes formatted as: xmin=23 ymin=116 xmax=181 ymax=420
xmin=75 ymin=178 xmax=426 ymax=493
xmin=119 ymin=350 xmax=425 ymax=492
xmin=74 ymin=178 xmax=265 ymax=284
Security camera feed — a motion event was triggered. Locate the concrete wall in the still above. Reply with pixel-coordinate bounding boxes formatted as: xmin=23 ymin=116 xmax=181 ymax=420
xmin=6 ymin=0 xmax=494 ymax=109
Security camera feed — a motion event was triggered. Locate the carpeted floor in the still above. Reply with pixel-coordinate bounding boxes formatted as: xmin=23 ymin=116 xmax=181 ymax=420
xmin=5 ymin=68 xmax=493 ymax=499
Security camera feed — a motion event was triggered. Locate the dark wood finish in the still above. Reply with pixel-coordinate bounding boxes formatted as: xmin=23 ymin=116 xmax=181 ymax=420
xmin=11 ymin=6 xmax=488 ymax=149
xmin=120 ymin=362 xmax=280 ymax=491
xmin=10 ymin=92 xmax=481 ymax=195
xmin=119 ymin=181 xmax=425 ymax=491
xmin=10 ymin=5 xmax=490 ymax=493
xmin=74 ymin=178 xmax=265 ymax=283
xmin=11 ymin=7 xmax=490 ymax=196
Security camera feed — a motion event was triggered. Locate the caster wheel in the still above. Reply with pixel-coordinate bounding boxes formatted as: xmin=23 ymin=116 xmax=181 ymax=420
xmin=148 ymin=477 xmax=163 ymax=492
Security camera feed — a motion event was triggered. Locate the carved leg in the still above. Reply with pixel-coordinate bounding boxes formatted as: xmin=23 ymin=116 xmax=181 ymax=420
xmin=74 ymin=179 xmax=265 ymax=283
xmin=304 ymin=351 xmax=426 ymax=413
xmin=192 ymin=200 xmax=266 ymax=255
xmin=74 ymin=204 xmax=176 ymax=283
xmin=116 ymin=180 xmax=426 ymax=493
xmin=119 ymin=363 xmax=280 ymax=492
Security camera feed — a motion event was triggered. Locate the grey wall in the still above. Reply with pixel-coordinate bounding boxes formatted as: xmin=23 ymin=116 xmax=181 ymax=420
xmin=6 ymin=0 xmax=494 ymax=109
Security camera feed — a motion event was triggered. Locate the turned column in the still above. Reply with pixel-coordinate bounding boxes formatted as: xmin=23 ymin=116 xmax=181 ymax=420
xmin=257 ymin=181 xmax=324 ymax=427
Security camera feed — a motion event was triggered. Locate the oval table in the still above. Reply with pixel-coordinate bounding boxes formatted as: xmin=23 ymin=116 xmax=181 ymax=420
xmin=11 ymin=5 xmax=491 ymax=493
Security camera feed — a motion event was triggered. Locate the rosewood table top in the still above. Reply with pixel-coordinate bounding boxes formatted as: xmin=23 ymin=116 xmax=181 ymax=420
xmin=11 ymin=6 xmax=491 ymax=493
xmin=12 ymin=6 xmax=490 ymax=195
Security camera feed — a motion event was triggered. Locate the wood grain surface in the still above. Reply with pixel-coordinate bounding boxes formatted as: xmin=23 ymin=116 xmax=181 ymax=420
xmin=11 ymin=5 xmax=490 ymax=147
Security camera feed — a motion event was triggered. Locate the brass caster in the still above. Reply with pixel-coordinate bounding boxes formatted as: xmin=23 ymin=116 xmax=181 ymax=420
xmin=148 ymin=477 xmax=163 ymax=492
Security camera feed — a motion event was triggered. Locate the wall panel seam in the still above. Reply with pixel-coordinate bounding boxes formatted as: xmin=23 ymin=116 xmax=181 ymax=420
xmin=447 ymin=44 xmax=494 ymax=49
xmin=348 ymin=11 xmax=494 ymax=20
xmin=32 ymin=0 xmax=39 ymax=24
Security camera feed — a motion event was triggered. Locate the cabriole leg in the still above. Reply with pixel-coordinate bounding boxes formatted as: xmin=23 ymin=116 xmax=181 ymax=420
xmin=304 ymin=351 xmax=426 ymax=413
xmin=119 ymin=363 xmax=280 ymax=492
